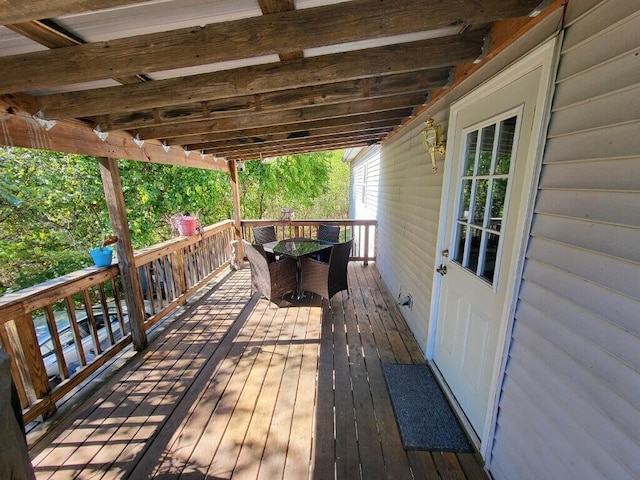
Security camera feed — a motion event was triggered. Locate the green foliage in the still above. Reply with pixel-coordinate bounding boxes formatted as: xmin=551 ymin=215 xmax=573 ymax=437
xmin=239 ymin=151 xmax=348 ymax=219
xmin=0 ymin=147 xmax=350 ymax=295
xmin=117 ymin=161 xmax=233 ymax=246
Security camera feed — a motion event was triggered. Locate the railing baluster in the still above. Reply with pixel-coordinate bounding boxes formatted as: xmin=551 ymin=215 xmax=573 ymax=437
xmin=364 ymin=225 xmax=370 ymax=266
xmin=64 ymin=296 xmax=87 ymax=368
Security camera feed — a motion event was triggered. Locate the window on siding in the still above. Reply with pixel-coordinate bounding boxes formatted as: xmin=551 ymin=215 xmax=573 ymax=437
xmin=354 ymin=164 xmax=367 ymax=205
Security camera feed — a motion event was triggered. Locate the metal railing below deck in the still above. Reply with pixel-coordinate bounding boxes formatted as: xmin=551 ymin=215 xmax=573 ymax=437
xmin=241 ymin=219 xmax=376 ymax=264
xmin=0 ymin=220 xmax=235 ymax=423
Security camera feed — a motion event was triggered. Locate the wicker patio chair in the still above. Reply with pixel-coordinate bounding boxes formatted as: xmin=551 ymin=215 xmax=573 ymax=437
xmin=252 ymin=225 xmax=278 ymax=262
xmin=315 ymin=224 xmax=340 ymax=261
xmin=317 ymin=224 xmax=340 ymax=243
xmin=300 ymin=239 xmax=353 ymax=304
xmin=244 ymin=241 xmax=297 ymax=305
xmin=253 ymin=225 xmax=277 ymax=244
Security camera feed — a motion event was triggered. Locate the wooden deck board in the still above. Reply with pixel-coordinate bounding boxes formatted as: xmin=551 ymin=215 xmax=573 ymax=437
xmin=30 ymin=263 xmax=488 ymax=480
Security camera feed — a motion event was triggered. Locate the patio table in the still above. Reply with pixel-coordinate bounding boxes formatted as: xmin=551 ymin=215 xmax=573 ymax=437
xmin=263 ymin=237 xmax=334 ymax=298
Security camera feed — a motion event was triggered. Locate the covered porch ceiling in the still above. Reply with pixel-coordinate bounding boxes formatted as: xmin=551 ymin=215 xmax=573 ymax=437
xmin=0 ymin=0 xmax=545 ymax=168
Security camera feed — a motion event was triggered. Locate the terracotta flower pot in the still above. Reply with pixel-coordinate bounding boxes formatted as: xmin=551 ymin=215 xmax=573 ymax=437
xmin=177 ymin=216 xmax=198 ymax=236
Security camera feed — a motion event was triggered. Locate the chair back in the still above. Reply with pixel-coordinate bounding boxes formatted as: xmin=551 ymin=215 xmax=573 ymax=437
xmin=243 ymin=240 xmax=271 ymax=296
xmin=327 ymin=239 xmax=353 ymax=299
xmin=317 ymin=224 xmax=340 ymax=243
xmin=253 ymin=225 xmax=277 ymax=244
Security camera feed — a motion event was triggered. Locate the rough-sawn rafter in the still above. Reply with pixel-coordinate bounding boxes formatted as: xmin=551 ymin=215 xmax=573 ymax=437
xmin=0 ymin=0 xmax=541 ymax=94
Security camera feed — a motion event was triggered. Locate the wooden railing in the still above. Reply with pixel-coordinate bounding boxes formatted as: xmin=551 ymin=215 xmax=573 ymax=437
xmin=0 ymin=220 xmax=234 ymax=423
xmin=241 ymin=219 xmax=377 ymax=264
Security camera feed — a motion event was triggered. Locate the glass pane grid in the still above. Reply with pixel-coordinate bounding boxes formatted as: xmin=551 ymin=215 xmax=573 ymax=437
xmin=451 ymin=115 xmax=517 ymax=286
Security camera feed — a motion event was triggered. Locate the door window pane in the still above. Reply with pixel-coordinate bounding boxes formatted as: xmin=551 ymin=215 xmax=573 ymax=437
xmin=458 ymin=180 xmax=472 ymax=221
xmin=453 ymin=224 xmax=467 ymax=264
xmin=495 ymin=117 xmax=516 ymax=174
xmin=467 ymin=227 xmax=482 ymax=272
xmin=489 ymin=179 xmax=508 ymax=232
xmin=477 ymin=125 xmax=496 ymax=175
xmin=463 ymin=131 xmax=478 ymax=176
xmin=481 ymin=232 xmax=500 ymax=283
xmin=471 ymin=180 xmax=488 ymax=227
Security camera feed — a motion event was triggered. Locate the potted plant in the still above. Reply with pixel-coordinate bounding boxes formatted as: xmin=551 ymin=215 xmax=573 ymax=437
xmin=90 ymin=236 xmax=117 ymax=267
xmin=166 ymin=212 xmax=201 ymax=237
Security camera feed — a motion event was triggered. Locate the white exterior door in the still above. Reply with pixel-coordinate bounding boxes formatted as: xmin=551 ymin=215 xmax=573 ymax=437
xmin=432 ymin=41 xmax=557 ymax=446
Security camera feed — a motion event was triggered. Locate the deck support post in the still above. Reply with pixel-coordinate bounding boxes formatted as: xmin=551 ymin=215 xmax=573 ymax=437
xmin=229 ymin=159 xmax=245 ymax=260
xmin=98 ymin=157 xmax=148 ymax=351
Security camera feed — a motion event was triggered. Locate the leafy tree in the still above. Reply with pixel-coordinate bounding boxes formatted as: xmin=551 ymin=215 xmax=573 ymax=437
xmin=238 ymin=151 xmax=345 ymax=219
xmin=0 ymin=149 xmax=106 ymax=292
xmin=0 ymin=147 xmax=348 ymax=295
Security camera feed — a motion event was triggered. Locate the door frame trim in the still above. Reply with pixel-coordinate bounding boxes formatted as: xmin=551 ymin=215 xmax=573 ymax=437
xmin=426 ymin=36 xmax=561 ymax=460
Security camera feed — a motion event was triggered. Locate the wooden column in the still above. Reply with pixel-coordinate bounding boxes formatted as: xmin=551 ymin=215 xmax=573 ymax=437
xmin=229 ymin=159 xmax=245 ymax=259
xmin=98 ymin=157 xmax=148 ymax=351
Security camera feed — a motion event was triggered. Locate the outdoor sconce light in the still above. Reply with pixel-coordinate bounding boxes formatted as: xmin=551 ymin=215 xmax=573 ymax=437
xmin=422 ymin=116 xmax=446 ymax=173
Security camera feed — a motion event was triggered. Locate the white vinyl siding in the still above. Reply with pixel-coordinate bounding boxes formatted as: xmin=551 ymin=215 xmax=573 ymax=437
xmin=490 ymin=0 xmax=640 ymax=478
xmin=376 ymin=118 xmax=444 ymax=350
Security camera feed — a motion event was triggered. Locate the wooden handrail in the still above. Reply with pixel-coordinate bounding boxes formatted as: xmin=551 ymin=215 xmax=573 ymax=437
xmin=241 ymin=219 xmax=377 ymax=264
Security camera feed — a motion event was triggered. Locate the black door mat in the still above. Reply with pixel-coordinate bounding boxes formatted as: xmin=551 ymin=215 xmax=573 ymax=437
xmin=382 ymin=364 xmax=473 ymax=452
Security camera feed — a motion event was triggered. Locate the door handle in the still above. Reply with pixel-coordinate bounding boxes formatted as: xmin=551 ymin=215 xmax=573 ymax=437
xmin=436 ymin=264 xmax=447 ymax=276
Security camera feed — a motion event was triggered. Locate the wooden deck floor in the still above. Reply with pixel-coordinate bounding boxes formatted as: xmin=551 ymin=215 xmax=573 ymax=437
xmin=29 ymin=263 xmax=487 ymax=479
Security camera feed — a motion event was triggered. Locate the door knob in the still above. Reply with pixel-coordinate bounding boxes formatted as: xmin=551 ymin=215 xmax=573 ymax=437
xmin=442 ymin=249 xmax=449 ymax=257
xmin=436 ymin=264 xmax=447 ymax=276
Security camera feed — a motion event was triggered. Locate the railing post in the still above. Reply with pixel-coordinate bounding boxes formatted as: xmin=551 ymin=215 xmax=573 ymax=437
xmin=5 ymin=315 xmax=56 ymax=418
xmin=229 ymin=160 xmax=245 ymax=260
xmin=98 ymin=157 xmax=147 ymax=351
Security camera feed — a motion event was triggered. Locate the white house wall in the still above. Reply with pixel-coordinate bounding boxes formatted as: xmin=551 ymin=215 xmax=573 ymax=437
xmin=376 ymin=120 xmax=444 ymax=350
xmin=489 ymin=0 xmax=640 ymax=478
xmin=372 ymin=7 xmax=563 ymax=355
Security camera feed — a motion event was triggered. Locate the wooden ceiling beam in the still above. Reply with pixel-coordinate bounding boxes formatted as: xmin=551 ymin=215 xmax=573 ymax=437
xmin=135 ymin=93 xmax=426 ymax=141
xmin=257 ymin=0 xmax=303 ymax=61
xmin=188 ymin=125 xmax=395 ymax=152
xmin=35 ymin=33 xmax=484 ymax=119
xmin=218 ymin=139 xmax=378 ymax=162
xmin=103 ymin=69 xmax=449 ymax=132
xmin=0 ymin=0 xmax=150 ymax=25
xmin=206 ymin=132 xmax=386 ymax=155
xmin=178 ymin=116 xmax=405 ymax=148
xmin=0 ymin=106 xmax=226 ymax=170
xmin=6 ymin=20 xmax=145 ymax=85
xmin=0 ymin=0 xmax=541 ymax=93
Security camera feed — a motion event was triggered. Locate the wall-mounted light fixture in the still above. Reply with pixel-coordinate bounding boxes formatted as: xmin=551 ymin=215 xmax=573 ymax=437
xmin=422 ymin=116 xmax=446 ymax=173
